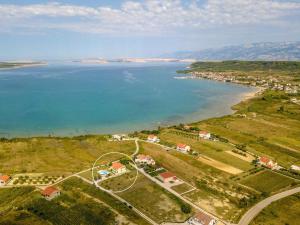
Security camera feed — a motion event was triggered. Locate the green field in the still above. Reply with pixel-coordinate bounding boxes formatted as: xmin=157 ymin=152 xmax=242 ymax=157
xmin=0 ymin=136 xmax=136 ymax=174
xmin=159 ymin=130 xmax=253 ymax=171
xmin=0 ymin=177 xmax=152 ymax=225
xmin=240 ymin=170 xmax=298 ymax=193
xmin=117 ymin=174 xmax=193 ymax=224
xmin=250 ymin=193 xmax=300 ymax=225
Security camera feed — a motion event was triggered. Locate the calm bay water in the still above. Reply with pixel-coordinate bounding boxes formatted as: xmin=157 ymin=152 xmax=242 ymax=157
xmin=0 ymin=63 xmax=254 ymax=137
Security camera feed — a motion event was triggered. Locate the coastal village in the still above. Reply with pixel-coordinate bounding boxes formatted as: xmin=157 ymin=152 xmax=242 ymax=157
xmin=1 ymin=61 xmax=300 ymax=225
xmin=183 ymin=71 xmax=300 ymax=95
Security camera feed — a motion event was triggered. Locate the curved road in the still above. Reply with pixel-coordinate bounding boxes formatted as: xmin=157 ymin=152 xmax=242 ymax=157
xmin=238 ymin=187 xmax=300 ymax=225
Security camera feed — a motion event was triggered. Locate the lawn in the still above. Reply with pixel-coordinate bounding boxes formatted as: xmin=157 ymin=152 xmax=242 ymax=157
xmin=240 ymin=170 xmax=298 ymax=193
xmin=250 ymin=193 xmax=300 ymax=225
xmin=117 ymin=174 xmax=193 ymax=224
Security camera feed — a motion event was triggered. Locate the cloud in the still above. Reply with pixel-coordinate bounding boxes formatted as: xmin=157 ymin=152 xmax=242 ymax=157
xmin=0 ymin=0 xmax=299 ymax=35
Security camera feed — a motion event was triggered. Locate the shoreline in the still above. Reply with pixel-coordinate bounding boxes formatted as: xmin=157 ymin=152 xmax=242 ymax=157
xmin=0 ymin=82 xmax=263 ymax=139
xmin=0 ymin=62 xmax=48 ymax=71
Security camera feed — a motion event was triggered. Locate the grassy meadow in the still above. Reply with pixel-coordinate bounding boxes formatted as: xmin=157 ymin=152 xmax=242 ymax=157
xmin=0 ymin=136 xmax=136 ymax=174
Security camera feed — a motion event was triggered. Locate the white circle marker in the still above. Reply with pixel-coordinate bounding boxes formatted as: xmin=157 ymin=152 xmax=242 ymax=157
xmin=91 ymin=151 xmax=139 ymax=193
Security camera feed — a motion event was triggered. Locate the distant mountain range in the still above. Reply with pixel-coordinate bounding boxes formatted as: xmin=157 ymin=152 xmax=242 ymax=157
xmin=163 ymin=42 xmax=300 ymax=61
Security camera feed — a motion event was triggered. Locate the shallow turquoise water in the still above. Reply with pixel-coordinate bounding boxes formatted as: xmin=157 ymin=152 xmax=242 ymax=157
xmin=0 ymin=63 xmax=254 ymax=137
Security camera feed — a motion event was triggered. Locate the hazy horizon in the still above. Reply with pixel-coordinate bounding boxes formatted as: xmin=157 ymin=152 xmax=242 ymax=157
xmin=1 ymin=0 xmax=300 ymax=60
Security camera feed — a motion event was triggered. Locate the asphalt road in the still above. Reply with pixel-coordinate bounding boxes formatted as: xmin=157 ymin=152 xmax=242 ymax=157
xmin=238 ymin=187 xmax=300 ymax=225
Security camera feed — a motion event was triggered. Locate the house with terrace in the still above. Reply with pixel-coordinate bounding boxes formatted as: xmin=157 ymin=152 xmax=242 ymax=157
xmin=176 ymin=143 xmax=191 ymax=153
xmin=158 ymin=171 xmax=177 ymax=183
xmin=199 ymin=131 xmax=211 ymax=140
xmin=111 ymin=161 xmax=127 ymax=174
xmin=147 ymin=135 xmax=160 ymax=143
xmin=135 ymin=154 xmax=155 ymax=165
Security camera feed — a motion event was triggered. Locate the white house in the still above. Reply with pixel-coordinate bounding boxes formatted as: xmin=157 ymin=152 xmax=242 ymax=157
xmin=147 ymin=135 xmax=160 ymax=143
xmin=112 ymin=134 xmax=126 ymax=141
xmin=111 ymin=162 xmax=127 ymax=174
xmin=199 ymin=131 xmax=211 ymax=140
xmin=188 ymin=211 xmax=217 ymax=225
xmin=176 ymin=143 xmax=191 ymax=153
xmin=135 ymin=154 xmax=155 ymax=165
xmin=291 ymin=165 xmax=300 ymax=172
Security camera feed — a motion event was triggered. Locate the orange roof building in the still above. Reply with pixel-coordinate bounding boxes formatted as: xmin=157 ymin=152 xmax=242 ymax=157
xmin=0 ymin=175 xmax=11 ymax=185
xmin=188 ymin=211 xmax=217 ymax=225
xmin=41 ymin=186 xmax=60 ymax=200
xmin=158 ymin=171 xmax=177 ymax=183
xmin=111 ymin=161 xmax=127 ymax=174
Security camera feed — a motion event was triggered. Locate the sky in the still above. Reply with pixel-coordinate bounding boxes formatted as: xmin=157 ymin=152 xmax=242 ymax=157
xmin=0 ymin=0 xmax=300 ymax=60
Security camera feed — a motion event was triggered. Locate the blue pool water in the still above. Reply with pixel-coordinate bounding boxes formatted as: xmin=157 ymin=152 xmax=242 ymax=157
xmin=0 ymin=63 xmax=254 ymax=137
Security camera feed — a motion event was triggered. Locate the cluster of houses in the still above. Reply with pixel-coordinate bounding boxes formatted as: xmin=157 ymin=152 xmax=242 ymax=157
xmin=188 ymin=211 xmax=217 ymax=225
xmin=134 ymin=154 xmax=179 ymax=184
xmin=258 ymin=156 xmax=280 ymax=170
xmin=190 ymin=71 xmax=300 ymax=94
xmin=0 ymin=174 xmax=11 ymax=186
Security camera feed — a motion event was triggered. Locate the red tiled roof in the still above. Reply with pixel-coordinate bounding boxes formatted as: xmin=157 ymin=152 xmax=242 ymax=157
xmin=112 ymin=162 xmax=125 ymax=170
xmin=260 ymin=156 xmax=270 ymax=164
xmin=177 ymin=143 xmax=187 ymax=148
xmin=0 ymin=175 xmax=10 ymax=183
xmin=199 ymin=131 xmax=209 ymax=135
xmin=42 ymin=186 xmax=59 ymax=197
xmin=194 ymin=211 xmax=214 ymax=225
xmin=159 ymin=171 xmax=176 ymax=179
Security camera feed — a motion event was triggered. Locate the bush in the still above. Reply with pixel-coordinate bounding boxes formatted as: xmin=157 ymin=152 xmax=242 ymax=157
xmin=180 ymin=204 xmax=191 ymax=214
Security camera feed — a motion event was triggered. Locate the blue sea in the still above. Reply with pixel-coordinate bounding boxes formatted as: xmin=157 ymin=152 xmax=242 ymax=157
xmin=0 ymin=63 xmax=255 ymax=137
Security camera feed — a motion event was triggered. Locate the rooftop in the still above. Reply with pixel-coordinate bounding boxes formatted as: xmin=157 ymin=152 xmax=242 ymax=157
xmin=42 ymin=186 xmax=59 ymax=196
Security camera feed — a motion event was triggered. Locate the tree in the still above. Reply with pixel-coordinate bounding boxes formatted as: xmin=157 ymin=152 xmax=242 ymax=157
xmin=181 ymin=204 xmax=191 ymax=214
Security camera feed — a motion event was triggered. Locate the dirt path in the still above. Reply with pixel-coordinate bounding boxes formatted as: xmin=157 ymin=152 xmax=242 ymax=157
xmin=198 ymin=156 xmax=243 ymax=175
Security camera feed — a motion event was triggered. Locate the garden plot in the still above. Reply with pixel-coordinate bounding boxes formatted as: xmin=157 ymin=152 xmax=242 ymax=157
xmin=9 ymin=174 xmax=62 ymax=186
